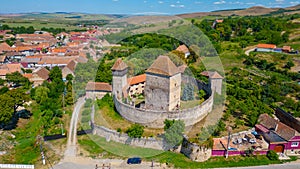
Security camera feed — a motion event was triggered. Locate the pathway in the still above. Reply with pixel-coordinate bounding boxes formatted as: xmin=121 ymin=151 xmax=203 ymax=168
xmin=64 ymin=97 xmax=85 ymax=159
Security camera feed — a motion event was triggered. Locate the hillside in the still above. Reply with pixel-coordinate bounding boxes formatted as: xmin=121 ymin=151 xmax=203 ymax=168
xmin=177 ymin=5 xmax=300 ymax=18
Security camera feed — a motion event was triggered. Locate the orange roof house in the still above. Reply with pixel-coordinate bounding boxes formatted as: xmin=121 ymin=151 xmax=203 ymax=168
xmin=0 ymin=43 xmax=13 ymax=53
xmin=0 ymin=63 xmax=22 ymax=79
xmin=127 ymin=74 xmax=146 ymax=86
xmin=257 ymin=44 xmax=277 ymax=49
xmin=176 ymin=45 xmax=190 ymax=58
xmin=282 ymin=46 xmax=291 ymax=52
xmin=51 ymin=47 xmax=68 ymax=54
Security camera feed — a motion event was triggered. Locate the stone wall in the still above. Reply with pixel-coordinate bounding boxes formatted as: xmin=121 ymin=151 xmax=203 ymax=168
xmin=114 ymin=93 xmax=213 ymax=128
xmin=93 ymin=125 xmax=165 ymax=150
xmin=180 ymin=137 xmax=212 ymax=162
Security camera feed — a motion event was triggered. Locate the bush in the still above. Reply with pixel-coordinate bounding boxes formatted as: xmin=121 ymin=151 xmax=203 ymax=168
xmin=126 ymin=124 xmax=144 ymax=138
xmin=81 ymin=116 xmax=90 ymax=123
xmin=267 ymin=150 xmax=279 ymax=161
xmin=82 ymin=109 xmax=90 ymax=116
xmin=84 ymin=98 xmax=93 ymax=108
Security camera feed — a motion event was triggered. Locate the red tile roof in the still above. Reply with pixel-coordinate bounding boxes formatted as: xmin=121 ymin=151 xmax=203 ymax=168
xmin=0 ymin=43 xmax=12 ymax=53
xmin=23 ymin=73 xmax=33 ymax=79
xmin=258 ymin=114 xmax=298 ymax=141
xmin=257 ymin=44 xmax=276 ymax=49
xmin=255 ymin=124 xmax=269 ymax=133
xmin=128 ymin=74 xmax=146 ymax=86
xmin=86 ymin=82 xmax=112 ymax=92
xmin=33 ymin=67 xmax=49 ymax=80
xmin=176 ymin=45 xmax=189 ymax=54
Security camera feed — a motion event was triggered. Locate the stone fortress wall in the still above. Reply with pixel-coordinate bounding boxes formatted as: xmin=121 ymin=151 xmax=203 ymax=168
xmin=114 ymin=75 xmax=214 ymax=128
xmin=93 ymin=125 xmax=165 ymax=150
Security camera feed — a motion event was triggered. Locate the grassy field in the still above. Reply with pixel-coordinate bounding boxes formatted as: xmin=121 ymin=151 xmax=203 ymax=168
xmin=0 ymin=13 xmax=114 ymax=30
xmin=78 ymin=134 xmax=296 ymax=169
xmin=94 ymin=103 xmax=164 ymax=137
xmin=78 ymin=134 xmax=164 ymax=158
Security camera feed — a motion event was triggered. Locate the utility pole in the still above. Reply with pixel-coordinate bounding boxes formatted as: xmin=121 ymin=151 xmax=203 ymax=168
xmin=226 ymin=126 xmax=232 ymax=158
xmin=63 ymin=87 xmax=66 ymax=114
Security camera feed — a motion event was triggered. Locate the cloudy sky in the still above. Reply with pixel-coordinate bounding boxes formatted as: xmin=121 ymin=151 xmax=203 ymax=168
xmin=0 ymin=0 xmax=299 ymax=14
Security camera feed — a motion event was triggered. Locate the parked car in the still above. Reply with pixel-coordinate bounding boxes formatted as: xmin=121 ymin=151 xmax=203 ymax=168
xmin=127 ymin=157 xmax=142 ymax=164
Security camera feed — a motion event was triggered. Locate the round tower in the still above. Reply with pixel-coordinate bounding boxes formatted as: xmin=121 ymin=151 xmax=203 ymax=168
xmin=111 ymin=58 xmax=128 ymax=99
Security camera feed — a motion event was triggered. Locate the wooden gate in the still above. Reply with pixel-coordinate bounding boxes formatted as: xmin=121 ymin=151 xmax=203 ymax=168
xmin=274 ymin=144 xmax=284 ymax=153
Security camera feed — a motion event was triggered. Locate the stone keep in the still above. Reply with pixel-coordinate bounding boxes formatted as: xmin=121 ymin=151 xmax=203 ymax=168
xmin=145 ymin=55 xmax=181 ymax=111
xmin=111 ymin=58 xmax=128 ymax=99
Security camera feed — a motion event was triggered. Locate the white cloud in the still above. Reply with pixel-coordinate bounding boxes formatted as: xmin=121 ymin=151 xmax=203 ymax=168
xmin=276 ymin=0 xmax=284 ymax=2
xmin=112 ymin=0 xmax=119 ymax=2
xmin=246 ymin=2 xmax=255 ymax=5
xmin=170 ymin=4 xmax=185 ymax=8
xmin=290 ymin=1 xmax=300 ymax=5
xmin=214 ymin=0 xmax=226 ymax=5
xmin=176 ymin=1 xmax=181 ymax=4
xmin=158 ymin=1 xmax=164 ymax=4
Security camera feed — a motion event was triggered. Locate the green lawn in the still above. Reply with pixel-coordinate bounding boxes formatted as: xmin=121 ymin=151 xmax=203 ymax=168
xmin=78 ymin=134 xmax=164 ymax=158
xmin=77 ymin=134 xmax=298 ymax=169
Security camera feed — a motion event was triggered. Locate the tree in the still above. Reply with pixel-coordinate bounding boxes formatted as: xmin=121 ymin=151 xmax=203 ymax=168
xmin=164 ymin=120 xmax=185 ymax=147
xmin=6 ymin=71 xmax=30 ymax=88
xmin=66 ymin=74 xmax=73 ymax=81
xmin=34 ymin=86 xmax=50 ymax=104
xmin=126 ymin=124 xmax=144 ymax=138
xmin=0 ymin=86 xmax=9 ymax=95
xmin=285 ymin=60 xmax=295 ymax=69
xmin=181 ymin=84 xmax=194 ymax=101
xmin=0 ymin=94 xmax=14 ymax=124
xmin=164 ymin=119 xmax=175 ymax=130
xmin=6 ymin=88 xmax=29 ymax=112
xmin=49 ymin=66 xmax=63 ymax=81
xmin=267 ymin=150 xmax=279 ymax=161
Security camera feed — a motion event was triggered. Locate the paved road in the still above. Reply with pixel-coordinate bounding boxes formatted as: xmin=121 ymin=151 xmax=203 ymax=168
xmin=218 ymin=162 xmax=300 ymax=169
xmin=245 ymin=48 xmax=256 ymax=56
xmin=64 ymin=97 xmax=85 ymax=158
xmin=53 ymin=157 xmax=163 ymax=169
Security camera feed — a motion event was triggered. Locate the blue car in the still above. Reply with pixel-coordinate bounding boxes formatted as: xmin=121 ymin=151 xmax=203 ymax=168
xmin=127 ymin=157 xmax=142 ymax=164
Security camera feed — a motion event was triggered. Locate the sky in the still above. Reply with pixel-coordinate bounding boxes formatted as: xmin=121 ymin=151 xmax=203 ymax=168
xmin=0 ymin=0 xmax=299 ymax=15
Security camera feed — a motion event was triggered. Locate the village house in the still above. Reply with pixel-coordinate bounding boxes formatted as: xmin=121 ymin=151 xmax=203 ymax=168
xmin=0 ymin=63 xmax=22 ymax=79
xmin=212 ymin=130 xmax=269 ymax=157
xmin=26 ymin=67 xmax=50 ymax=87
xmin=256 ymin=44 xmax=277 ymax=52
xmin=282 ymin=46 xmax=292 ymax=53
xmin=127 ymin=74 xmax=146 ymax=97
xmin=256 ymin=114 xmax=300 ymax=155
xmin=85 ymin=82 xmax=112 ymax=99
xmin=212 ymin=19 xmax=224 ymax=29
xmin=176 ymin=44 xmax=190 ymax=58
xmin=62 ymin=60 xmax=77 ymax=80
xmin=0 ymin=42 xmax=13 ymax=53
xmin=0 ymin=55 xmax=8 ymax=64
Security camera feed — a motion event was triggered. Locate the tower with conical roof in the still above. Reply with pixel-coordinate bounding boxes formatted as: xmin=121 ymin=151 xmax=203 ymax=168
xmin=145 ymin=55 xmax=181 ymax=111
xmin=111 ymin=58 xmax=128 ymax=99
